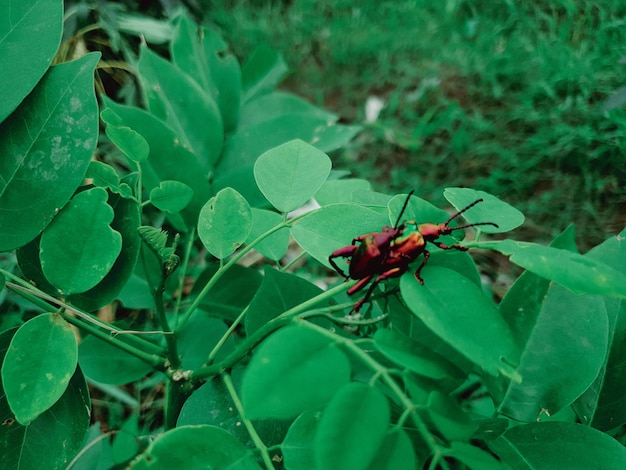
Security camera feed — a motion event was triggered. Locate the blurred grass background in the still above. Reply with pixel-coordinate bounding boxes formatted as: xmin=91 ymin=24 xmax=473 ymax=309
xmin=202 ymin=0 xmax=626 ymax=248
xmin=67 ymin=0 xmax=626 ymax=249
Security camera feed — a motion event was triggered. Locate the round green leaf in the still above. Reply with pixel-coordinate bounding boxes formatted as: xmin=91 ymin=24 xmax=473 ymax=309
xmin=282 ymin=410 xmax=321 ymax=470
xmin=0 ymin=327 xmax=90 ymax=470
xmin=373 ymin=328 xmax=454 ymax=379
xmin=68 ymin=194 xmax=141 ymax=311
xmin=78 ymin=334 xmax=152 ymax=385
xmin=254 ymin=139 xmax=332 ymax=212
xmin=150 ymin=180 xmax=194 ymax=213
xmin=367 ymin=429 xmax=417 ymax=470
xmin=443 ymin=187 xmax=524 ymax=233
xmin=40 ymin=187 xmax=122 ymax=295
xmin=130 ymin=425 xmax=261 ymax=470
xmin=245 ymin=267 xmax=324 ymax=335
xmin=315 ymin=178 xmax=372 ymax=205
xmin=315 ymin=382 xmax=391 ymax=470
xmin=246 ymin=208 xmax=290 ymax=261
xmin=0 ymin=0 xmax=63 ymax=122
xmin=1 ymin=313 xmax=78 ymax=425
xmin=198 ymin=187 xmax=252 ymax=259
xmin=241 ymin=324 xmax=351 ymax=419
xmin=490 ymin=422 xmax=626 ymax=469
xmin=104 ymin=121 xmax=149 ymax=163
xmin=400 ymin=266 xmax=520 ymax=379
xmin=0 ymin=53 xmax=100 ymax=251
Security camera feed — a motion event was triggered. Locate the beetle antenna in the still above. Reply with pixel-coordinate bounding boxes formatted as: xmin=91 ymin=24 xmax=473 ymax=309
xmin=445 ymin=198 xmax=485 ymax=225
xmin=451 ymin=221 xmax=499 ymax=231
xmin=393 ymin=190 xmax=414 ymax=228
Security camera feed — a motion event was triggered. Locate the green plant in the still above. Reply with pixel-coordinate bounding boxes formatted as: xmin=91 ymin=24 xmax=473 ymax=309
xmin=3 ymin=2 xmax=626 ymax=469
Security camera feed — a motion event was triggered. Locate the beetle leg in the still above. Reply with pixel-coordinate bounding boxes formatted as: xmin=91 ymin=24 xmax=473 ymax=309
xmin=413 ymin=250 xmax=430 ymax=285
xmin=352 ymin=267 xmax=402 ymax=313
xmin=347 ymin=275 xmax=373 ymax=296
xmin=329 ymin=245 xmax=358 ymax=279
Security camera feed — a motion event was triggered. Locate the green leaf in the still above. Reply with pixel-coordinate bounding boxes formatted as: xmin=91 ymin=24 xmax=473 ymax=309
xmin=479 ymin=239 xmax=626 ymax=298
xmin=171 ymin=14 xmax=242 ymax=132
xmin=39 ymin=188 xmax=122 ymax=295
xmin=78 ymin=334 xmax=153 ymax=385
xmin=178 ymin=372 xmax=289 ymax=453
xmin=367 ymin=429 xmax=417 ymax=470
xmin=246 ymin=208 xmax=290 ymax=261
xmin=130 ymin=425 xmax=261 ymax=469
xmin=112 ymin=412 xmax=140 ymax=465
xmin=0 ymin=0 xmax=63 ymax=122
xmin=373 ymin=328 xmax=455 ymax=380
xmin=137 ymin=45 xmax=223 ymax=168
xmin=571 ymin=229 xmax=626 ymax=430
xmin=427 ymin=391 xmax=478 ymax=441
xmin=102 ymin=99 xmax=212 ymax=225
xmin=489 ymin=422 xmax=626 ymax=468
xmin=191 ymin=264 xmax=262 ymax=322
xmin=1 ymin=313 xmax=78 ymax=425
xmin=198 ymin=188 xmax=252 ymax=259
xmin=241 ymin=45 xmax=289 ymax=102
xmin=442 ymin=442 xmax=503 ymax=470
xmin=102 ymin=109 xmax=150 ymax=163
xmin=241 ymin=325 xmax=351 ymax=419
xmin=68 ymin=194 xmax=141 ymax=311
xmin=0 ymin=327 xmax=90 ymax=470
xmin=0 ymin=53 xmax=100 ymax=251
xmin=245 ymin=267 xmax=324 ymax=335
xmin=218 ymin=115 xmax=361 ymax=174
xmin=315 ymin=179 xmax=372 ymax=205
xmin=444 ymin=187 xmax=524 ymax=233
xmin=85 ymin=161 xmax=132 ymax=198
xmin=238 ymin=91 xmax=336 ymax=130
xmin=400 ymin=266 xmax=520 ymax=379
xmin=291 ymin=204 xmax=389 ymax=267
xmin=254 ymin=139 xmax=332 ymax=213
xmin=282 ymin=411 xmax=321 ymax=470
xmin=116 ymin=13 xmax=172 ymax=44
xmin=496 ymin=283 xmax=608 ymax=422
xmin=150 ymin=180 xmax=194 ymax=213
xmin=177 ymin=316 xmax=234 ymax=370
xmin=315 ymin=382 xmax=390 ymax=470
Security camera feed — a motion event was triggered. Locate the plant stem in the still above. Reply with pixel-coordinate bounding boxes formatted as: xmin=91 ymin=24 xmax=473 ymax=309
xmin=190 ymin=281 xmax=353 ymax=383
xmin=60 ymin=310 xmax=166 ymax=371
xmin=298 ymin=319 xmax=446 ymax=465
xmin=3 ymin=277 xmax=165 ymax=356
xmin=177 ymin=221 xmax=291 ymax=332
xmin=222 ymin=372 xmax=275 ymax=469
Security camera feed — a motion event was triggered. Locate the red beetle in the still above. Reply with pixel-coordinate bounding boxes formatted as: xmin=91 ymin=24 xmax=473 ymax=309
xmin=329 ymin=192 xmax=498 ymax=312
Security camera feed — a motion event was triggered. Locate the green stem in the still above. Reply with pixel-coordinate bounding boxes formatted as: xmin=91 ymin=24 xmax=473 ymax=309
xmin=60 ymin=311 xmax=166 ymax=371
xmin=153 ymin=278 xmax=180 ymax=369
xmin=172 ymin=231 xmax=196 ymax=329
xmin=176 ymin=220 xmax=292 ymax=332
xmin=3 ymin=277 xmax=164 ymax=356
xmin=164 ymin=378 xmax=193 ymax=431
xmin=206 ymin=305 xmax=249 ymax=364
xmin=190 ymin=281 xmax=353 ymax=383
xmin=297 ymin=319 xmax=444 ymax=462
xmin=222 ymin=372 xmax=274 ymax=469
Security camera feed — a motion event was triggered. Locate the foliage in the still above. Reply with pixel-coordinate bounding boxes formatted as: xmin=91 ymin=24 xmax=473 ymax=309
xmin=2 ymin=2 xmax=626 ymax=469
xmin=207 ymin=0 xmax=626 ymax=248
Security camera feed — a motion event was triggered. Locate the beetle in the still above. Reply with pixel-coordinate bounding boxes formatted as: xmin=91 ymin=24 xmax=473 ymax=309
xmin=329 ymin=191 xmax=499 ymax=312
